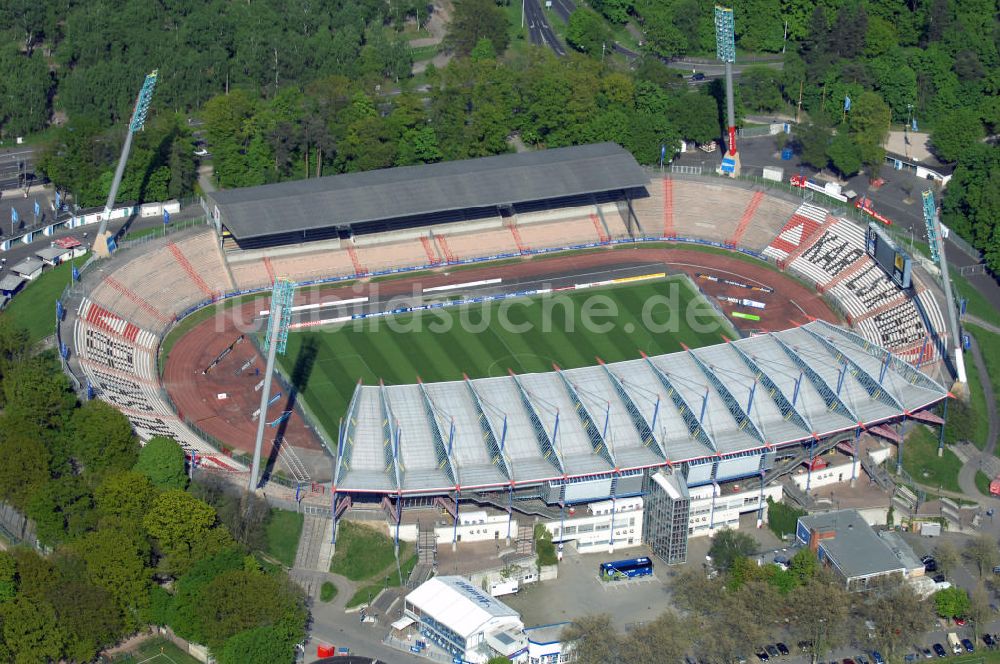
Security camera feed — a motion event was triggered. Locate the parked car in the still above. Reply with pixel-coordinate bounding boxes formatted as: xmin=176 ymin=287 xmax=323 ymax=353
xmin=843 ymin=659 xmax=857 ymax=664
xmin=932 ymin=573 xmax=946 ymax=583
xmin=690 ymin=72 xmax=706 ymax=81
xmin=921 ymin=648 xmax=933 ymax=659
xmin=857 ymin=655 xmax=869 ymax=664
xmin=924 ymin=559 xmax=938 ymax=572
xmin=193 ymin=148 xmax=210 ymax=157
xmin=954 ymin=617 xmax=967 ymax=626
xmin=766 ymin=645 xmax=780 ymax=658
xmin=872 ymin=651 xmax=885 ymax=664
xmin=932 ymin=644 xmax=947 ymax=658
xmin=757 ymin=650 xmax=769 ymax=662
xmin=777 ymin=644 xmax=790 ymax=656
xmin=904 ymin=654 xmax=918 ymax=663
xmin=961 ymin=639 xmax=974 ymax=653
xmin=983 ymin=634 xmax=995 ymax=648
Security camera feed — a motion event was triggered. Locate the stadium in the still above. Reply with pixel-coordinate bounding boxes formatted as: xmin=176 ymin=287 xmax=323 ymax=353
xmin=57 ymin=141 xmax=953 ymax=559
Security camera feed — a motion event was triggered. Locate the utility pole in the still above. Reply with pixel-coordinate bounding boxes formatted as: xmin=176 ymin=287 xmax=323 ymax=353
xmin=796 ymin=81 xmax=803 ymax=124
xmin=715 ymin=6 xmax=739 ymax=176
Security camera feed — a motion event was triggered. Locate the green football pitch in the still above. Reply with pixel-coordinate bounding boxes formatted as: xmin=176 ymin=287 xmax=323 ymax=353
xmin=276 ymin=275 xmax=736 ymax=439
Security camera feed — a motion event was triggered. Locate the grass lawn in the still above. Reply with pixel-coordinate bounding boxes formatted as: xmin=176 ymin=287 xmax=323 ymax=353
xmin=320 ymin=580 xmax=338 ymax=602
xmin=1 ymin=253 xmax=89 ymax=345
xmin=968 ymin=324 xmax=1000 ymax=411
xmin=946 ymin=354 xmax=991 ymax=450
xmin=346 ymin=553 xmax=419 ymax=608
xmin=264 ymin=509 xmax=304 ymax=567
xmin=112 ymin=637 xmax=203 ymax=664
xmin=976 ymin=470 xmax=992 ymax=497
xmin=955 ymin=274 xmax=1000 ymax=330
xmin=903 ymin=424 xmax=963 ymax=494
xmin=277 ymin=275 xmax=734 ymax=441
xmin=330 ymin=521 xmax=405 ymax=580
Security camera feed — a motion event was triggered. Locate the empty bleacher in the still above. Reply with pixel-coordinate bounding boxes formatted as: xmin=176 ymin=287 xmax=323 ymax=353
xmin=439 ymin=227 xmax=519 ymax=260
xmin=671 ymin=180 xmax=755 ymax=245
xmin=517 ymin=216 xmax=602 ymax=250
xmin=734 ymin=194 xmax=798 ymax=252
xmin=762 ymin=203 xmax=828 ymax=263
xmin=631 ymin=176 xmax=668 ymax=238
xmin=169 ymin=232 xmax=236 ymax=295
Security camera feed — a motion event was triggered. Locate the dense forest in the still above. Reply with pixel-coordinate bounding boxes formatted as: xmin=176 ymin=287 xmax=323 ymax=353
xmin=0 ymin=318 xmax=308 ymax=663
xmin=1 ymin=0 xmax=997 ymax=260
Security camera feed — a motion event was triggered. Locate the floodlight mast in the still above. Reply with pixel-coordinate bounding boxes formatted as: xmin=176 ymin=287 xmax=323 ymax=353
xmin=923 ymin=190 xmax=967 ymax=385
xmin=93 ymin=70 xmax=158 ymax=257
xmin=715 ymin=6 xmax=740 ymax=177
xmin=249 ymin=279 xmax=296 ymax=491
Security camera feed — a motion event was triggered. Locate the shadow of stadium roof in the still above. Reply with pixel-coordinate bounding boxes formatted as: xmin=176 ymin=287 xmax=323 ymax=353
xmin=206 ymin=142 xmax=648 ymax=240
xmin=334 ymin=320 xmax=949 ymax=494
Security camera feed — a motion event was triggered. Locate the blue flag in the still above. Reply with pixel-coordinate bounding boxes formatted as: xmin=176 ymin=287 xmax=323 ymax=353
xmin=911 ymin=117 xmax=918 ymax=131
xmin=844 ymin=96 xmax=851 ymax=112
xmin=72 ymin=265 xmax=80 ymax=282
xmin=34 ymin=200 xmax=40 ymax=217
xmin=55 ymin=191 xmax=61 ymax=210
xmin=660 ymin=144 xmax=667 ymax=160
xmin=11 ymin=208 xmax=19 ymax=224
xmin=163 ymin=209 xmax=171 ymax=225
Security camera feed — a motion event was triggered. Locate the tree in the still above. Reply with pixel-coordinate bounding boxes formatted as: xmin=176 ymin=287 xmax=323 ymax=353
xmin=26 ymin=476 xmax=96 ymax=546
xmin=934 ymin=586 xmax=970 ymax=619
xmin=933 ymin=540 xmax=960 ymax=577
xmin=740 ymin=66 xmax=784 ymax=112
xmin=143 ymin=489 xmax=233 ymax=575
xmin=67 ymin=399 xmax=139 ymax=476
xmin=826 ymin=133 xmax=863 ymax=176
xmin=445 ymin=0 xmax=510 ymax=57
xmin=566 ymin=8 xmax=612 ymax=56
xmin=94 ymin=470 xmax=157 ymax=527
xmin=73 ymin=528 xmax=152 ymax=630
xmin=561 ymin=615 xmax=620 ymax=664
xmin=196 ymin=570 xmax=306 ymax=651
xmin=797 ymin=123 xmax=832 ymax=169
xmin=0 ymin=596 xmax=64 ymax=664
xmin=866 ymin=583 xmax=933 ymax=660
xmin=470 ymin=38 xmax=496 ymax=62
xmin=1 ymin=353 xmax=75 ymax=431
xmin=788 ymin=547 xmax=819 ymax=585
xmin=134 ymin=436 xmax=188 ymax=490
xmin=967 ymin=583 xmax=992 ymax=642
xmin=708 ymin=528 xmax=757 ymax=571
xmin=46 ymin=579 xmax=123 ymax=664
xmin=218 ymin=625 xmax=299 ymax=664
xmin=0 ymin=419 xmax=50 ymax=511
xmin=931 ymin=108 xmax=986 ymax=163
xmin=965 ymin=533 xmax=1000 ymax=577
xmin=847 ymin=91 xmax=891 ymax=170
xmin=788 ymin=576 xmax=853 ymax=664
xmin=168 ymin=547 xmax=248 ymax=642
xmin=620 ymin=610 xmax=691 ymax=662
xmin=941 ymin=145 xmax=1000 ymax=273
xmin=0 ymin=551 xmax=15 ymax=603
xmin=0 ymin=318 xmax=29 ymax=398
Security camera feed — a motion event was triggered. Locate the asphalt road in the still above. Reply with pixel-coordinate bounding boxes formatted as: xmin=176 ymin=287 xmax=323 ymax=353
xmin=548 ymin=0 xmax=576 ymax=23
xmin=524 ymin=0 xmax=566 ymax=56
xmin=0 ymin=147 xmax=39 ymax=191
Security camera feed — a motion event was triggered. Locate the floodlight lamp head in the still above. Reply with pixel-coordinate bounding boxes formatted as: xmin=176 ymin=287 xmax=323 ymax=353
xmin=129 ymin=70 xmax=159 ymax=134
xmin=714 ymin=6 xmax=736 ymax=63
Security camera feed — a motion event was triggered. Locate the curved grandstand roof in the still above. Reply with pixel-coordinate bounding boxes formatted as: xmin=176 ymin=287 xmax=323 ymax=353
xmin=334 ymin=320 xmax=948 ymax=494
xmin=207 ymin=142 xmax=647 ymax=240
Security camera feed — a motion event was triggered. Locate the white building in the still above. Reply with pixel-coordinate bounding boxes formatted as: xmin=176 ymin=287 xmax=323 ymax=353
xmin=543 ymin=496 xmax=644 ymax=555
xmin=523 ymin=623 xmax=573 ymax=664
xmin=404 ymin=575 xmax=527 ymax=663
xmin=687 ymin=481 xmax=783 ymax=538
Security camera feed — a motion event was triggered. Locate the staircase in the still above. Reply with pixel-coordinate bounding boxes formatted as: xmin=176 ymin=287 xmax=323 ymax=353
xmin=515 ymin=524 xmax=534 ymax=556
xmin=782 ymin=482 xmax=815 ymax=509
xmin=508 ymin=223 xmax=529 ymax=254
xmin=167 ymin=242 xmax=214 ymax=298
xmin=263 ymin=256 xmax=276 ymax=284
xmin=860 ymin=453 xmax=895 ymax=492
xmin=275 ymin=439 xmax=311 ymax=485
xmin=103 ymin=276 xmax=170 ymax=323
xmin=589 ymin=213 xmax=610 ymax=243
xmin=663 ymin=177 xmax=674 ymax=239
xmin=434 ymin=495 xmax=457 ymax=520
xmin=420 ymin=235 xmax=441 ymax=265
xmin=434 ymin=234 xmax=458 ymax=262
xmin=727 ymin=190 xmax=765 ymax=247
xmin=347 ymin=244 xmax=367 ymax=276
xmin=777 ymin=215 xmax=837 ymax=270
xmin=818 ymin=256 xmax=868 ymax=293
xmin=850 ymin=290 xmax=917 ymax=325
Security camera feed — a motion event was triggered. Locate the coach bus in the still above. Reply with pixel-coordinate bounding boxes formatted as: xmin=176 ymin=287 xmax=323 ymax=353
xmin=599 ymin=557 xmax=654 ymax=580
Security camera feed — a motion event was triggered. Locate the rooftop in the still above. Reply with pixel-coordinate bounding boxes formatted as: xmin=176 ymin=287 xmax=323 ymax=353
xmin=207 ymin=142 xmax=648 ymax=240
xmin=524 ymin=623 xmax=571 ymax=645
xmin=406 ymin=575 xmax=520 ymax=640
xmin=799 ymin=510 xmax=905 ymax=580
xmin=336 ymin=320 xmax=948 ymax=493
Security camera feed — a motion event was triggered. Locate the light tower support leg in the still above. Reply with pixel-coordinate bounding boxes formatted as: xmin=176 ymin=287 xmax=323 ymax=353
xmin=249 ymin=307 xmax=282 ymax=491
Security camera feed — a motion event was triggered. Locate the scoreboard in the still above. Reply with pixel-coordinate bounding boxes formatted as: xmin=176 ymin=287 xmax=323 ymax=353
xmin=866 ymin=222 xmax=912 ymax=289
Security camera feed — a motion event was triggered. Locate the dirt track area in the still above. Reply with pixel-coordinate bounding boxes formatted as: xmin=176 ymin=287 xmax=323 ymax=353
xmin=162 ymin=247 xmax=839 ymax=458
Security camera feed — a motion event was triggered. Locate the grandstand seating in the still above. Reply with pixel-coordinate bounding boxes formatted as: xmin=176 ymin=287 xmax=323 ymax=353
xmin=762 ymin=203 xmax=829 ymax=263
xmin=733 ymin=194 xmax=798 ymax=252
xmin=671 ymin=180 xmax=754 ymax=245
xmin=441 ymin=227 xmax=519 ymax=260
xmin=518 ymin=216 xmax=604 ymax=250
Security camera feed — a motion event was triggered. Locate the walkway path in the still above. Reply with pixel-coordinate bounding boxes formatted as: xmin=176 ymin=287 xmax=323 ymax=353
xmin=955 ymin=335 xmax=1000 ymax=506
xmin=965 ymin=314 xmax=1000 ymax=335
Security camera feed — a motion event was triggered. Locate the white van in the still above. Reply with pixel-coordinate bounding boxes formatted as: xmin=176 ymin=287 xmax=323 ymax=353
xmin=948 ymin=633 xmax=962 ymax=654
